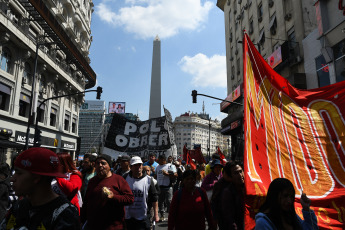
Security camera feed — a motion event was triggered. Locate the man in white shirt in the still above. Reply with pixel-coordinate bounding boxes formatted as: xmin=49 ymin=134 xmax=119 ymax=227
xmin=155 ymin=155 xmax=177 ymax=221
xmin=125 ymin=156 xmax=159 ymax=229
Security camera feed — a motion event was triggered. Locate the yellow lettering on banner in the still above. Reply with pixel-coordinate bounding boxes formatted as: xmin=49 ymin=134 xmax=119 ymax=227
xmin=309 ymin=101 xmax=345 ymax=188
xmin=332 ymin=201 xmax=343 ymax=223
xmin=296 ymin=206 xmax=303 ymax=219
xmin=245 ymin=56 xmax=263 ymax=182
xmin=279 ymin=96 xmax=333 ymax=197
xmin=318 ymin=208 xmax=331 ymax=224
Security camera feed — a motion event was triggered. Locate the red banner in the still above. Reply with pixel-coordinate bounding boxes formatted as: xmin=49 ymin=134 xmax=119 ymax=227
xmin=183 ymin=145 xmax=206 ymax=164
xmin=243 ymin=33 xmax=345 ymax=229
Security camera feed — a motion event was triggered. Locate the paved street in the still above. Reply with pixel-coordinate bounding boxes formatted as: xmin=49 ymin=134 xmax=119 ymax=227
xmin=154 ymin=219 xmax=168 ymax=230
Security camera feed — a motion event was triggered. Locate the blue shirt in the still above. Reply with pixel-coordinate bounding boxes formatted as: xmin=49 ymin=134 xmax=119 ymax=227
xmin=143 ymin=161 xmax=159 ymax=176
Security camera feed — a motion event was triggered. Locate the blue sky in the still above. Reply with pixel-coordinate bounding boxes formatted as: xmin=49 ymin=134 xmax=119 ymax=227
xmin=85 ymin=0 xmax=228 ymax=122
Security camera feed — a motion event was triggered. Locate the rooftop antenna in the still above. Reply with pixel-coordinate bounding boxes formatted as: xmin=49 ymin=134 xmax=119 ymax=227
xmin=202 ymin=101 xmax=205 ymax=114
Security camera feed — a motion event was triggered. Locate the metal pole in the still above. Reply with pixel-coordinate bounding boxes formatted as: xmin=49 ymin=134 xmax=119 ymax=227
xmin=208 ymin=118 xmax=211 ymax=161
xmin=24 ymin=43 xmax=40 ymax=150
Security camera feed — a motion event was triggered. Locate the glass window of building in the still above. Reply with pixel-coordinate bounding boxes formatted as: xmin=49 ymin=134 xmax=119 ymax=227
xmin=333 ymin=40 xmax=345 ymax=83
xmin=39 ymin=76 xmax=46 ymax=93
xmin=23 ymin=62 xmax=32 ymax=85
xmin=18 ymin=93 xmax=30 ymax=117
xmin=315 ymin=55 xmax=330 ymax=87
xmin=1 ymin=47 xmax=11 ymax=73
xmin=258 ymin=3 xmax=263 ymax=20
xmin=0 ymin=83 xmax=11 ymax=111
xmin=50 ymin=107 xmax=57 ymax=127
xmin=64 ymin=113 xmax=70 ymax=131
xmin=52 ymin=83 xmax=58 ymax=100
xmin=72 ymin=117 xmax=77 ymax=133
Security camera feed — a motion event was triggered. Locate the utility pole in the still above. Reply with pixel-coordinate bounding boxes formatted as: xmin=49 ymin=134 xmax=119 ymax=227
xmin=208 ymin=118 xmax=211 ymax=161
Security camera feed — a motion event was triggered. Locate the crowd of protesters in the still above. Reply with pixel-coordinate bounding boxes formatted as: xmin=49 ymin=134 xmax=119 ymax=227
xmin=0 ymin=148 xmax=318 ymax=230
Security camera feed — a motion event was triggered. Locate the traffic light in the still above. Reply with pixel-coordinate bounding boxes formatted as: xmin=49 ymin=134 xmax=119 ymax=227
xmin=192 ymin=90 xmax=197 ymax=103
xmin=33 ymin=127 xmax=42 ymax=147
xmin=96 ymin=86 xmax=103 ymax=100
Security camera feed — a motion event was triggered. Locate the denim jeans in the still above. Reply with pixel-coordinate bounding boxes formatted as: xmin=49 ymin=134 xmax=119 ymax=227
xmin=158 ymin=186 xmax=173 ymax=217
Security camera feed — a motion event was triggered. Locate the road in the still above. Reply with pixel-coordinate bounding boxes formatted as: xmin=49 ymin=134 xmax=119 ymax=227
xmin=153 ymin=219 xmax=168 ymax=230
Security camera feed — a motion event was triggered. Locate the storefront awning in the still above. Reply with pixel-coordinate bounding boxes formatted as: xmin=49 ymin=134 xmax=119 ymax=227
xmin=0 ymin=139 xmax=24 ymax=149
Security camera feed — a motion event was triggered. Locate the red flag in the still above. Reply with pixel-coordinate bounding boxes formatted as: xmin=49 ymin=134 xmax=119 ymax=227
xmin=217 ymin=147 xmax=226 ymax=165
xmin=183 ymin=144 xmax=187 ymax=162
xmin=243 ymin=32 xmax=345 ymax=229
xmin=195 ymin=147 xmax=206 ymax=164
xmin=186 ymin=152 xmax=196 ymax=170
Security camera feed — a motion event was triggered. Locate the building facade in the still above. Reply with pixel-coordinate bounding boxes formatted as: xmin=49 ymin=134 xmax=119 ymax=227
xmin=217 ymin=0 xmax=319 ymax=161
xmin=0 ymin=0 xmax=96 ymax=163
xmin=303 ymin=1 xmax=345 ymax=89
xmin=173 ymin=112 xmax=229 ymax=160
xmin=78 ymin=100 xmax=105 ymax=155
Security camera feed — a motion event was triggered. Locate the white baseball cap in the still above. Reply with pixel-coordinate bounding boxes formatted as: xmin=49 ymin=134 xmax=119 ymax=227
xmin=130 ymin=156 xmax=143 ymax=166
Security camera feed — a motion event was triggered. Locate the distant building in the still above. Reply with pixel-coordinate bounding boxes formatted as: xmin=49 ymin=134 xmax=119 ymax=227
xmin=173 ymin=112 xmax=229 ymax=160
xmin=0 ymin=0 xmax=96 ymax=163
xmin=78 ymin=101 xmax=105 ymax=155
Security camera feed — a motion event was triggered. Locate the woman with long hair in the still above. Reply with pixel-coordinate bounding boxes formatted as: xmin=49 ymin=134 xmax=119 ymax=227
xmin=168 ymin=170 xmax=216 ymax=230
xmin=51 ymin=153 xmax=83 ymax=214
xmin=255 ymin=178 xmax=318 ymax=230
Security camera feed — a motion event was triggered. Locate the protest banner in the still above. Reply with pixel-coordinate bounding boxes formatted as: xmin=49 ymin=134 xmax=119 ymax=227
xmin=243 ymin=33 xmax=345 ymax=229
xmin=104 ymin=113 xmax=172 ymax=158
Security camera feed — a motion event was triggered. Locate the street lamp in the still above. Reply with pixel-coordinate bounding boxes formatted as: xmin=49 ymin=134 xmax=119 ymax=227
xmin=191 ymin=91 xmax=243 ymax=106
xmin=208 ymin=118 xmax=211 ymax=161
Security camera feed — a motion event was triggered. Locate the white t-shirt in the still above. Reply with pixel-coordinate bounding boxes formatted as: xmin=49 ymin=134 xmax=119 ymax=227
xmin=156 ymin=163 xmax=176 ymax=187
xmin=125 ymin=175 xmax=151 ymax=220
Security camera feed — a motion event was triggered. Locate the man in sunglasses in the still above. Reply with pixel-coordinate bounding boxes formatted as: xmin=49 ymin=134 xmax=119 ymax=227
xmin=81 ymin=154 xmax=134 ymax=230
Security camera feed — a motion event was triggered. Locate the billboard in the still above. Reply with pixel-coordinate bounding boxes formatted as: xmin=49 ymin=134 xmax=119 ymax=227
xmin=80 ymin=100 xmax=105 ymax=111
xmin=109 ymin=102 xmax=126 ymax=114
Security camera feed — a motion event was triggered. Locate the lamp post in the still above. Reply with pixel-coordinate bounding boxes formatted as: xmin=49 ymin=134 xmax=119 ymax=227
xmin=32 ymin=87 xmax=103 ymax=147
xmin=208 ymin=117 xmax=211 ymax=161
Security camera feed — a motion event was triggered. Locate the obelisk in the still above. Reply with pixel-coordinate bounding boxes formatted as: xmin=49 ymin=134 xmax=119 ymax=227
xmin=149 ymin=35 xmax=161 ymax=119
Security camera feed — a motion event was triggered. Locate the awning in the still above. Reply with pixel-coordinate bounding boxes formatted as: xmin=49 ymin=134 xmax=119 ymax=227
xmin=0 ymin=139 xmax=24 ymax=149
xmin=0 ymin=83 xmax=11 ymax=95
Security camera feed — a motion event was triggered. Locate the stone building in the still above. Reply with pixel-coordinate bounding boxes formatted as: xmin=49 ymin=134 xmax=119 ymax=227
xmin=0 ymin=0 xmax=96 ymax=163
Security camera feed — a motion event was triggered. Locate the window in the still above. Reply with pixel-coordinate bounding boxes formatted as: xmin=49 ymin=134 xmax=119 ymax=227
xmin=237 ymin=59 xmax=241 ymax=75
xmin=1 ymin=47 xmax=11 ymax=73
xmin=50 ymin=107 xmax=57 ymax=127
xmin=0 ymin=83 xmax=11 ymax=111
xmin=334 ymin=40 xmax=345 ymax=83
xmin=52 ymin=83 xmax=58 ymax=100
xmin=259 ymin=29 xmax=265 ymax=47
xmin=18 ymin=94 xmax=30 ymax=117
xmin=37 ymin=103 xmax=44 ymax=123
xmin=23 ymin=62 xmax=32 ymax=85
xmin=258 ymin=3 xmax=263 ymax=21
xmin=249 ymin=19 xmax=254 ymax=34
xmin=315 ymin=55 xmax=330 ymax=87
xmin=64 ymin=114 xmax=70 ymax=131
xmin=72 ymin=118 xmax=77 ymax=133
xmin=39 ymin=76 xmax=46 ymax=93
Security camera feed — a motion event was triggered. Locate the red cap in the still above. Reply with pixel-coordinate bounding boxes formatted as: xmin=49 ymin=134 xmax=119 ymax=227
xmin=14 ymin=147 xmax=66 ymax=178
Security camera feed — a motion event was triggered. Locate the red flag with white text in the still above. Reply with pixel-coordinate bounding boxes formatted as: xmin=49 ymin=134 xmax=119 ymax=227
xmin=243 ymin=32 xmax=345 ymax=230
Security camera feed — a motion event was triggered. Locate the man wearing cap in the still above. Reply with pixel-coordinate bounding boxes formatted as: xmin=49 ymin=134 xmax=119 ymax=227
xmin=143 ymin=153 xmax=158 ymax=176
xmin=202 ymin=159 xmax=223 ymax=200
xmin=205 ymin=153 xmax=221 ymax=176
xmin=1 ymin=147 xmax=80 ymax=229
xmin=155 ymin=154 xmax=177 ymax=221
xmin=82 ymin=154 xmax=134 ymax=230
xmin=115 ymin=155 xmax=131 ymax=178
xmin=124 ymin=156 xmax=159 ymax=229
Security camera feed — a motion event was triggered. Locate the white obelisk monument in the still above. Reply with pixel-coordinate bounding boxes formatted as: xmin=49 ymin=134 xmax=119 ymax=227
xmin=149 ymin=35 xmax=161 ymax=119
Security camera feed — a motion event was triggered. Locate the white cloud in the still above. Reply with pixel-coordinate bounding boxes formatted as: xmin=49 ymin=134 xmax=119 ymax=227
xmin=95 ymin=0 xmax=214 ymax=39
xmin=131 ymin=46 xmax=136 ymax=52
xmin=179 ymin=53 xmax=227 ymax=88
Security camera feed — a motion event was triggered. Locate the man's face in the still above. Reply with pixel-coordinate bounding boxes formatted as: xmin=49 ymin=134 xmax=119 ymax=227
xmin=11 ymin=167 xmax=38 ymax=196
xmin=149 ymin=155 xmax=156 ymax=163
xmin=82 ymin=158 xmax=92 ymax=171
xmin=158 ymin=158 xmax=166 ymax=165
xmin=121 ymin=160 xmax=130 ymax=170
xmin=231 ymin=165 xmax=244 ymax=186
xmin=213 ymin=165 xmax=223 ymax=176
xmin=131 ymin=163 xmax=143 ymax=178
xmin=167 ymin=156 xmax=173 ymax=163
xmin=95 ymin=158 xmax=111 ymax=178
